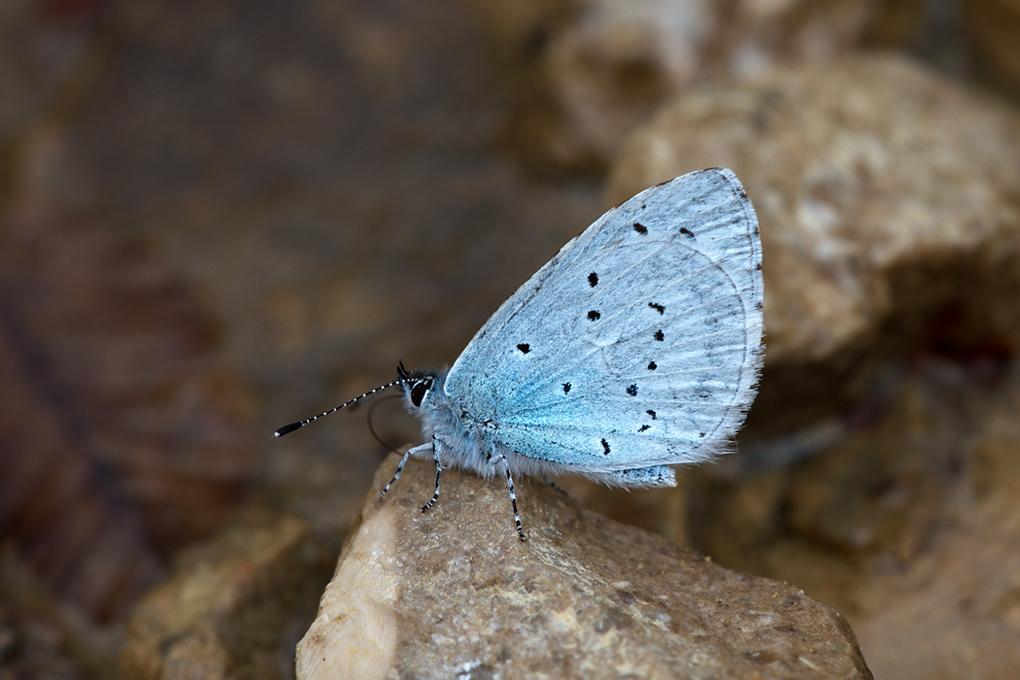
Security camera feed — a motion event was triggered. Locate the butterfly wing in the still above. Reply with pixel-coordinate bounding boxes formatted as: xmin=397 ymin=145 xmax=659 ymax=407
xmin=443 ymin=168 xmax=763 ymax=475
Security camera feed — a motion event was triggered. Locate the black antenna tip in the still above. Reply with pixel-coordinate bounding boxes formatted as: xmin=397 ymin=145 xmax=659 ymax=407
xmin=274 ymin=421 xmax=304 ymax=438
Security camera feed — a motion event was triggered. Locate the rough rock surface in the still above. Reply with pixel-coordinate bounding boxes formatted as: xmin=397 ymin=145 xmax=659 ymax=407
xmin=296 ymin=454 xmax=872 ymax=680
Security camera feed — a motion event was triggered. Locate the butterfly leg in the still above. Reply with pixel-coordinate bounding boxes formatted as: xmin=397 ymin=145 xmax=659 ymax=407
xmin=541 ymin=475 xmax=569 ymax=497
xmin=420 ymin=434 xmax=443 ymax=513
xmin=380 ymin=442 xmax=430 ymax=499
xmin=497 ymin=455 xmax=527 ymax=542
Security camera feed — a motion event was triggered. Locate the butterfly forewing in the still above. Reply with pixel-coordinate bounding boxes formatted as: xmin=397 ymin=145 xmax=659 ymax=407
xmin=444 ymin=168 xmax=763 ymax=472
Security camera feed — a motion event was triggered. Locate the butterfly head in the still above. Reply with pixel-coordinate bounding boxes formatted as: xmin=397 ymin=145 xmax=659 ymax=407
xmin=396 ymin=362 xmax=439 ymax=410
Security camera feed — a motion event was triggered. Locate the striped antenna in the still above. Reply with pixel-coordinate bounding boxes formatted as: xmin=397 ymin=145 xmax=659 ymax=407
xmin=274 ymin=375 xmax=409 ymax=438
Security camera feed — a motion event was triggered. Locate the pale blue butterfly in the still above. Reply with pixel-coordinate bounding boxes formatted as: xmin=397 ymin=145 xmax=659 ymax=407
xmin=276 ymin=167 xmax=764 ymax=541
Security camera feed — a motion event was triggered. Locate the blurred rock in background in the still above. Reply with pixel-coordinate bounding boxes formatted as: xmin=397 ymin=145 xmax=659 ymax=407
xmin=604 ymin=53 xmax=1020 ymax=679
xmin=476 ymin=0 xmax=927 ymax=174
xmin=2 ymin=0 xmax=1019 ymax=679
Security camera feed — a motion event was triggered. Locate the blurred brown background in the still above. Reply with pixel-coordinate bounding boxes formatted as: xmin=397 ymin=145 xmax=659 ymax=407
xmin=3 ymin=0 xmax=1020 ymax=678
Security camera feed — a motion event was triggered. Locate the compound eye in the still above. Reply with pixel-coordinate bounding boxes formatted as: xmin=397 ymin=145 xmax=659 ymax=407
xmin=410 ymin=379 xmax=432 ymax=407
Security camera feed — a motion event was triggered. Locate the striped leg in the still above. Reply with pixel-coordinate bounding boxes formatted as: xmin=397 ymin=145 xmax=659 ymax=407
xmin=420 ymin=435 xmax=443 ymax=513
xmin=541 ymin=475 xmax=569 ymax=496
xmin=498 ymin=456 xmax=527 ymax=541
xmin=380 ymin=443 xmax=430 ymax=499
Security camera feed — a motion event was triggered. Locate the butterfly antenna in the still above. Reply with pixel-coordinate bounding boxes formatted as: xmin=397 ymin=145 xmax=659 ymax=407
xmin=274 ymin=376 xmax=408 ymax=438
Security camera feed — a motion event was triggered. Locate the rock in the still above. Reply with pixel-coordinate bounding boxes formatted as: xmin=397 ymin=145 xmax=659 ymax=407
xmin=296 ymin=454 xmax=872 ymax=680
xmin=486 ymin=0 xmax=922 ymax=172
xmin=696 ymin=362 xmax=1020 ymax=680
xmin=606 ymin=52 xmax=1020 ymax=680
xmin=120 ymin=510 xmax=332 ymax=680
xmin=609 ymin=54 xmax=1020 ymax=431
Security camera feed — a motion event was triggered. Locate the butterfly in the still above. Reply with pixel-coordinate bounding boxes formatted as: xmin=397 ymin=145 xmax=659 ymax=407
xmin=276 ymin=167 xmax=764 ymax=541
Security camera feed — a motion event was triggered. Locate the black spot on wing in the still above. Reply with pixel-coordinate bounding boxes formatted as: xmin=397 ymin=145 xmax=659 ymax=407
xmin=680 ymin=227 xmax=695 ymax=238
xmin=626 ymin=384 xmax=637 ymax=396
xmin=647 ymin=409 xmax=657 ymax=420
xmin=563 ymin=382 xmax=571 ymax=394
xmin=517 ymin=343 xmax=530 ymax=354
xmin=588 ymin=272 xmax=598 ymax=287
xmin=633 ymin=223 xmax=647 ymax=234
xmin=647 ymin=361 xmax=657 ymax=370
xmin=588 ymin=310 xmax=600 ymax=321
xmin=638 ymin=424 xmax=650 ymax=433
xmin=654 ymin=330 xmax=664 ymax=341
xmin=601 ymin=438 xmax=611 ymax=455
xmin=649 ymin=302 xmax=665 ymax=314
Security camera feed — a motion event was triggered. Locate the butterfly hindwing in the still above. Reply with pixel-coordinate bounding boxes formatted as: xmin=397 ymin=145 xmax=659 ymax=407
xmin=443 ymin=168 xmax=763 ymax=475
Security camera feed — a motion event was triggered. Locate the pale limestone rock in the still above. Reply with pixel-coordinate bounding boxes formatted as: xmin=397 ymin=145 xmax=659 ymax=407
xmin=610 ymin=54 xmax=1020 ymax=379
xmin=296 ymin=454 xmax=872 ymax=680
